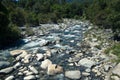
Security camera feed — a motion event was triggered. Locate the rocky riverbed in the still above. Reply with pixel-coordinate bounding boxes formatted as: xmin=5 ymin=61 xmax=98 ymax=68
xmin=0 ymin=19 xmax=120 ymax=80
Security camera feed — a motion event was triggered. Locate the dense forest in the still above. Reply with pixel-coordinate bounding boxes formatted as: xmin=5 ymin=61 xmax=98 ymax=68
xmin=0 ymin=0 xmax=120 ymax=47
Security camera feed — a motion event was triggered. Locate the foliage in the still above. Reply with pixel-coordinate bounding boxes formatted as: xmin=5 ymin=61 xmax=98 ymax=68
xmin=105 ymin=43 xmax=120 ymax=62
xmin=0 ymin=1 xmax=21 ymax=48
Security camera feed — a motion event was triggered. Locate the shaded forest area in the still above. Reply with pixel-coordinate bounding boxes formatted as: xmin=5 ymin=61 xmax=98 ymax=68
xmin=0 ymin=0 xmax=120 ymax=47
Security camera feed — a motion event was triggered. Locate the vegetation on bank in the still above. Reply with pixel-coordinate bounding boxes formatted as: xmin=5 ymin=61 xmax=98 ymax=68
xmin=105 ymin=43 xmax=120 ymax=62
xmin=0 ymin=0 xmax=120 ymax=49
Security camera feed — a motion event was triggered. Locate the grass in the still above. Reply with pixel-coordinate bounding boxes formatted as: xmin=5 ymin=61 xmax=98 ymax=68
xmin=105 ymin=42 xmax=120 ymax=62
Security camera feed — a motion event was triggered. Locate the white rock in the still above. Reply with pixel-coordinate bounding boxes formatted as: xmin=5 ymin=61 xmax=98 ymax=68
xmin=47 ymin=64 xmax=63 ymax=75
xmin=0 ymin=67 xmax=14 ymax=74
xmin=112 ymin=63 xmax=120 ymax=77
xmin=82 ymin=72 xmax=90 ymax=76
xmin=78 ymin=58 xmax=95 ymax=68
xmin=24 ymin=75 xmax=36 ymax=80
xmin=65 ymin=70 xmax=81 ymax=79
xmin=13 ymin=62 xmax=21 ymax=69
xmin=16 ymin=50 xmax=28 ymax=60
xmin=40 ymin=59 xmax=52 ymax=69
xmin=5 ymin=75 xmax=14 ymax=80
xmin=44 ymin=50 xmax=51 ymax=58
xmin=23 ymin=54 xmax=31 ymax=63
xmin=111 ymin=76 xmax=120 ymax=80
xmin=28 ymin=65 xmax=38 ymax=74
xmin=10 ymin=50 xmax=26 ymax=56
xmin=36 ymin=54 xmax=44 ymax=61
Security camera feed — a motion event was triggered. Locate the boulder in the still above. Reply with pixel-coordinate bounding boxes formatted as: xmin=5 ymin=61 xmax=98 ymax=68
xmin=111 ymin=76 xmax=120 ymax=80
xmin=36 ymin=54 xmax=44 ymax=61
xmin=23 ymin=54 xmax=31 ymax=63
xmin=65 ymin=70 xmax=81 ymax=79
xmin=78 ymin=58 xmax=95 ymax=68
xmin=40 ymin=59 xmax=52 ymax=69
xmin=0 ymin=67 xmax=14 ymax=74
xmin=112 ymin=63 xmax=120 ymax=77
xmin=47 ymin=64 xmax=63 ymax=75
xmin=28 ymin=65 xmax=38 ymax=74
xmin=13 ymin=62 xmax=21 ymax=69
xmin=5 ymin=75 xmax=14 ymax=80
xmin=10 ymin=50 xmax=27 ymax=56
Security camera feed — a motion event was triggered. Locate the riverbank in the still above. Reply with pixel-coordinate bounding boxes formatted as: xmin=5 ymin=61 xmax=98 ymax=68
xmin=0 ymin=19 xmax=120 ymax=80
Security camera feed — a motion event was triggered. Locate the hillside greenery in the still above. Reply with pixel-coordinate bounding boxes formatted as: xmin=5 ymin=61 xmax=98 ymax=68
xmin=0 ymin=0 xmax=120 ymax=48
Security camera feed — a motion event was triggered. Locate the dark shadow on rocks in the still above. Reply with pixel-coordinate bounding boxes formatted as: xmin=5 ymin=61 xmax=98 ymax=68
xmin=0 ymin=39 xmax=26 ymax=50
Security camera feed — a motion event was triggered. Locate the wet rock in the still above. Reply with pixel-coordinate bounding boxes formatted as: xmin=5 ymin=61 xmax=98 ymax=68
xmin=65 ymin=70 xmax=81 ymax=79
xmin=112 ymin=63 xmax=120 ymax=77
xmin=36 ymin=54 xmax=44 ymax=61
xmin=39 ymin=39 xmax=48 ymax=46
xmin=22 ymin=41 xmax=40 ymax=49
xmin=5 ymin=75 xmax=14 ymax=80
xmin=78 ymin=58 xmax=95 ymax=68
xmin=47 ymin=64 xmax=63 ymax=75
xmin=0 ymin=67 xmax=14 ymax=74
xmin=40 ymin=59 xmax=52 ymax=69
xmin=28 ymin=65 xmax=38 ymax=74
xmin=0 ymin=61 xmax=10 ymax=69
xmin=24 ymin=75 xmax=36 ymax=80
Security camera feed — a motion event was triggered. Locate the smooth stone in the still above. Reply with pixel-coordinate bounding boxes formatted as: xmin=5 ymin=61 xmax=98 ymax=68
xmin=10 ymin=50 xmax=27 ymax=56
xmin=111 ymin=76 xmax=120 ymax=80
xmin=44 ymin=50 xmax=51 ymax=58
xmin=13 ymin=62 xmax=21 ymax=69
xmin=23 ymin=54 xmax=31 ymax=63
xmin=28 ymin=65 xmax=38 ymax=74
xmin=15 ymin=50 xmax=28 ymax=60
xmin=47 ymin=64 xmax=63 ymax=75
xmin=24 ymin=75 xmax=36 ymax=80
xmin=0 ymin=61 xmax=10 ymax=69
xmin=36 ymin=54 xmax=44 ymax=61
xmin=112 ymin=63 xmax=120 ymax=77
xmin=0 ymin=67 xmax=14 ymax=74
xmin=82 ymin=72 xmax=90 ymax=76
xmin=40 ymin=59 xmax=52 ymax=69
xmin=78 ymin=58 xmax=95 ymax=68
xmin=65 ymin=70 xmax=81 ymax=79
xmin=5 ymin=75 xmax=14 ymax=80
